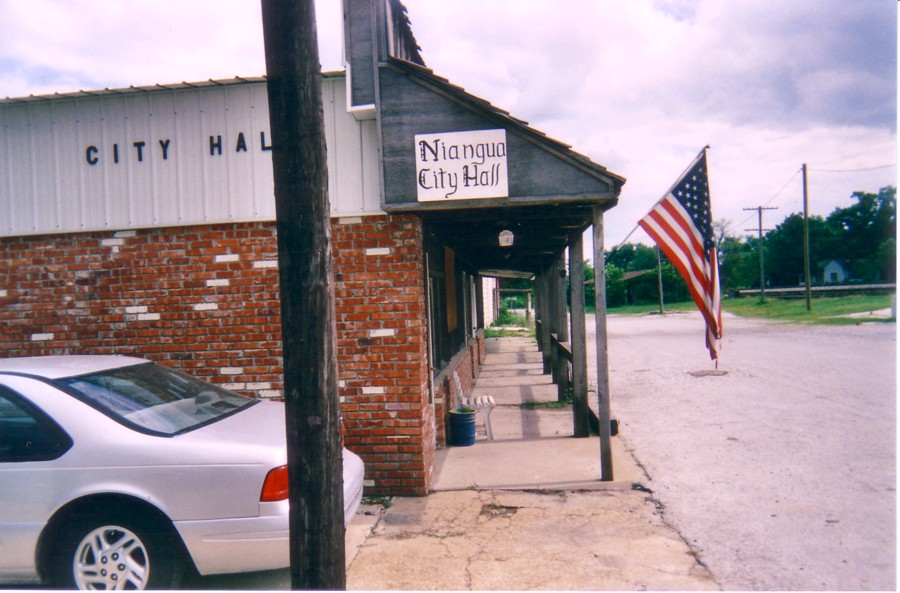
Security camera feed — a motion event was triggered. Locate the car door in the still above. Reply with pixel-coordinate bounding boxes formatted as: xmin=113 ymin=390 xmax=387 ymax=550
xmin=0 ymin=385 xmax=73 ymax=583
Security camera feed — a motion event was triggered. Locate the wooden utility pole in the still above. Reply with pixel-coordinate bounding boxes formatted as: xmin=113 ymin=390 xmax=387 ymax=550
xmin=802 ymin=164 xmax=813 ymax=311
xmin=656 ymin=245 xmax=664 ymax=314
xmin=261 ymin=1 xmax=346 ymax=589
xmin=744 ymin=206 xmax=777 ymax=300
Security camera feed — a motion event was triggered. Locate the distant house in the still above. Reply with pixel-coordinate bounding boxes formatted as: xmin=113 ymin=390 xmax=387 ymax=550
xmin=622 ymin=270 xmax=653 ymax=304
xmin=820 ymin=260 xmax=850 ymax=284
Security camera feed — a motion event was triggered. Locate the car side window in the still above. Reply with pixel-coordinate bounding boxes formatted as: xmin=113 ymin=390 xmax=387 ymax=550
xmin=0 ymin=387 xmax=72 ymax=462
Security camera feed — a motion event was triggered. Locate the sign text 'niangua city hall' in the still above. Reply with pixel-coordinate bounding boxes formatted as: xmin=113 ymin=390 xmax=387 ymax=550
xmin=415 ymin=129 xmax=508 ymax=202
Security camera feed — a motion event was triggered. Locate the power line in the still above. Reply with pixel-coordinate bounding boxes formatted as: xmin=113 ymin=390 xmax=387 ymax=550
xmin=735 ymin=168 xmax=800 ymax=228
xmin=808 ymin=163 xmax=895 ymax=173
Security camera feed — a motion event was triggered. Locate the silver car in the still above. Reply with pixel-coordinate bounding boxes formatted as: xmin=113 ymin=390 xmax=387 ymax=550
xmin=0 ymin=355 xmax=364 ymax=590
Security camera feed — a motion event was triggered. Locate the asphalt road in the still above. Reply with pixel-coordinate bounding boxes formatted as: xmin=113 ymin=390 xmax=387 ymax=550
xmin=590 ymin=311 xmax=896 ymax=590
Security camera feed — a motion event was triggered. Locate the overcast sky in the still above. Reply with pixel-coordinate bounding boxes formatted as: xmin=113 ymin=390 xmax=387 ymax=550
xmin=1 ymin=0 xmax=896 ymax=246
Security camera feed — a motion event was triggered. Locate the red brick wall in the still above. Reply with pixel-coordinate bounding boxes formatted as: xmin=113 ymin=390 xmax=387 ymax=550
xmin=0 ymin=223 xmax=284 ymax=392
xmin=0 ymin=214 xmax=434 ymax=496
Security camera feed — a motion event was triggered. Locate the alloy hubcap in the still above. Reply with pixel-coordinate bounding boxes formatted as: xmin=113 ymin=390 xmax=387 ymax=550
xmin=74 ymin=526 xmax=149 ymax=590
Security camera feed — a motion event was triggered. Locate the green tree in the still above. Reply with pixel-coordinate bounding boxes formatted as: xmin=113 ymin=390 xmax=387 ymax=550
xmin=764 ymin=214 xmax=836 ymax=287
xmin=604 ymin=263 xmax=626 ymax=307
xmin=717 ymin=234 xmax=758 ymax=291
xmin=825 ymin=186 xmax=896 ymax=281
xmin=606 ymin=243 xmax=658 ymax=272
xmin=583 ymin=261 xmax=596 ymax=306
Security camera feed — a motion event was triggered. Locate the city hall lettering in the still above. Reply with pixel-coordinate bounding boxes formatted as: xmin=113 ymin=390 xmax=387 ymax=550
xmin=415 ymin=129 xmax=509 ymax=201
xmin=84 ymin=131 xmax=273 ymax=165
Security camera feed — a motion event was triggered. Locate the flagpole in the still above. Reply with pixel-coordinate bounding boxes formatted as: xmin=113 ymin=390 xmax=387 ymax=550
xmin=637 ymin=145 xmax=721 ymax=362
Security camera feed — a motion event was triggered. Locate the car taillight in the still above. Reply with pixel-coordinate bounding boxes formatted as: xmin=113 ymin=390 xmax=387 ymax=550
xmin=260 ymin=465 xmax=289 ymax=502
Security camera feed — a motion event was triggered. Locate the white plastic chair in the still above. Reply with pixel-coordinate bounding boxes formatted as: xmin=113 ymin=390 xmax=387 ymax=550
xmin=451 ymin=371 xmax=495 ymax=440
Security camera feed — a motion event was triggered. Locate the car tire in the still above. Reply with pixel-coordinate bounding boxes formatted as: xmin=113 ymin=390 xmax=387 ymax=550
xmin=51 ymin=510 xmax=184 ymax=590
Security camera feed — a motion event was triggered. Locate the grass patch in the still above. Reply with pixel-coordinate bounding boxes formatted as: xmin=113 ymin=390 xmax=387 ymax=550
xmin=486 ymin=309 xmax=535 ymax=338
xmin=607 ymin=294 xmax=895 ymax=325
xmin=521 ymin=400 xmax=570 ymax=409
xmin=521 ymin=384 xmax=573 ymax=409
xmin=723 ymin=294 xmax=894 ymax=324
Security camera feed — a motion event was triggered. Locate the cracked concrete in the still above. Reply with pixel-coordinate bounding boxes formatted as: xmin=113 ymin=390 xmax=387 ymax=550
xmin=344 ymin=336 xmax=718 ymax=591
xmin=346 ymin=489 xmax=717 ymax=591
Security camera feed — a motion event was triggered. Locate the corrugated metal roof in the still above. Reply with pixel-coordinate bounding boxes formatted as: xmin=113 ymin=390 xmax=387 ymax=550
xmin=0 ymin=72 xmax=346 ymax=104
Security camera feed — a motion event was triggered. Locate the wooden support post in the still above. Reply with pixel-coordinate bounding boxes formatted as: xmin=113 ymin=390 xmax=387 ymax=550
xmin=539 ymin=269 xmax=552 ymax=374
xmin=475 ymin=274 xmax=485 ymax=332
xmin=548 ymin=264 xmax=561 ymax=383
xmin=569 ymin=232 xmax=590 ymax=437
xmin=554 ymin=253 xmax=569 ymax=401
xmin=592 ymin=206 xmax=614 ymax=481
xmin=261 ymin=1 xmax=345 ymax=588
xmin=555 ymin=253 xmax=569 ymax=343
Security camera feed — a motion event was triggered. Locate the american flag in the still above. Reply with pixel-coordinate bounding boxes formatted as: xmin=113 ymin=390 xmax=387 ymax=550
xmin=638 ymin=149 xmax=722 ymax=361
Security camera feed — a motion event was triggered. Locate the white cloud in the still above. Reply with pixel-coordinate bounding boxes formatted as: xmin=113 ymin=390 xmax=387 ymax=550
xmin=401 ymin=0 xmax=897 ymax=244
xmin=1 ymin=0 xmax=895 ymax=248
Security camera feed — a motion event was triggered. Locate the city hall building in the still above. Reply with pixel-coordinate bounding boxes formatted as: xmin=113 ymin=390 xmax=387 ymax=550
xmin=0 ymin=0 xmax=624 ymax=495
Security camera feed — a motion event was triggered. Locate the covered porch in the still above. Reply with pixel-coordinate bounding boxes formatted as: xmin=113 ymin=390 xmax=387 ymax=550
xmin=430 ymin=336 xmax=641 ymax=490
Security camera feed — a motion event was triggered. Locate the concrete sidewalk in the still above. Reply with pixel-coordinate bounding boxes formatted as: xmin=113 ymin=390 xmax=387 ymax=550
xmin=190 ymin=337 xmax=717 ymax=590
xmin=345 ymin=337 xmax=718 ymax=590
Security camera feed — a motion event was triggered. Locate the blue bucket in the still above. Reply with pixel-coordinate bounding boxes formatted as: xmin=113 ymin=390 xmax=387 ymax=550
xmin=448 ymin=410 xmax=476 ymax=446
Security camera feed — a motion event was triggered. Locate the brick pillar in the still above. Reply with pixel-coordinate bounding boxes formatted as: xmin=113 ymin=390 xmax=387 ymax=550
xmin=332 ymin=214 xmax=433 ymax=496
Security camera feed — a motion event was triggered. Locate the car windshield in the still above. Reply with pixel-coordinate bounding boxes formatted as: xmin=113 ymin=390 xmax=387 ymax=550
xmin=59 ymin=363 xmax=256 ymax=435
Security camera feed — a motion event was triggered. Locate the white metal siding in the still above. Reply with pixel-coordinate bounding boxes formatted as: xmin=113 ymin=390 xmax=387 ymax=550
xmin=0 ymin=76 xmax=382 ymax=237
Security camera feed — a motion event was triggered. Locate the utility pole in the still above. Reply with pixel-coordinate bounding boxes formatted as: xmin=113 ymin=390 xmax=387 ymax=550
xmin=261 ymin=1 xmax=346 ymax=589
xmin=744 ymin=206 xmax=777 ymax=300
xmin=802 ymin=164 xmax=813 ymax=312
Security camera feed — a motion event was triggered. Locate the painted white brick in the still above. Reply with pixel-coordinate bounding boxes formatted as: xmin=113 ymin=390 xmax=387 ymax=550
xmin=137 ymin=313 xmax=160 ymax=321
xmin=215 ymin=254 xmax=240 ymax=263
xmin=125 ymin=305 xmax=148 ymax=314
xmin=369 ymin=328 xmax=395 ymax=338
xmin=365 ymin=247 xmax=391 ymax=257
xmin=246 ymin=382 xmax=272 ymax=390
xmin=258 ymin=390 xmax=283 ymax=399
xmin=206 ymin=279 xmax=230 ymax=287
xmin=31 ymin=333 xmax=54 ymax=341
xmin=193 ymin=303 xmax=219 ymax=311
xmin=222 ymin=383 xmax=246 ymax=391
xmin=338 ymin=216 xmax=363 ymax=225
xmin=0 ymin=289 xmax=7 ymax=297
xmin=101 ymin=238 xmax=124 ymax=247
xmin=221 ymin=367 xmax=244 ymax=375
xmin=114 ymin=230 xmax=136 ymax=238
xmin=253 ymin=260 xmax=278 ymax=268
xmin=362 ymin=386 xmax=385 ymax=395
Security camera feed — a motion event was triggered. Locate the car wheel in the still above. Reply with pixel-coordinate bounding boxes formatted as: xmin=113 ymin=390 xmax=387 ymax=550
xmin=52 ymin=511 xmax=184 ymax=590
